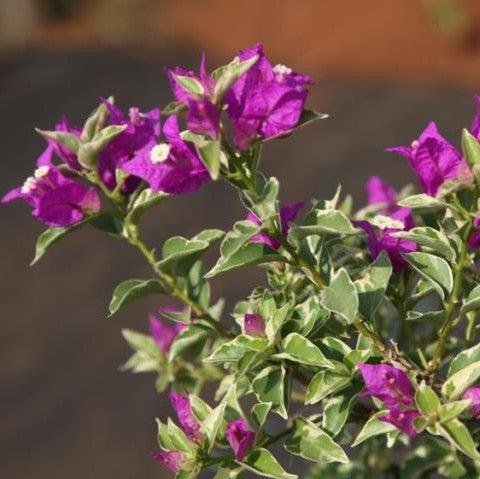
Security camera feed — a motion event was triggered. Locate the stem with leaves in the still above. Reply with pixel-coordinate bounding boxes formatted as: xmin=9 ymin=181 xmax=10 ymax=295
xmin=427 ymin=221 xmax=473 ymax=377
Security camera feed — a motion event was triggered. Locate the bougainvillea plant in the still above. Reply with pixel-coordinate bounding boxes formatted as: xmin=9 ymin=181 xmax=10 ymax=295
xmin=6 ymin=44 xmax=480 ymax=479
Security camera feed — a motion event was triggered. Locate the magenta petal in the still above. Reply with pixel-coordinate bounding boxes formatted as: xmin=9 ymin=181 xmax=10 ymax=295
xmin=354 ymin=220 xmax=381 ymax=259
xmin=468 ymin=231 xmax=480 ymax=250
xmin=152 ymin=450 xmax=186 ymax=473
xmin=148 ymin=315 xmax=179 ymax=353
xmin=259 ymin=84 xmax=307 ymax=139
xmin=471 ymin=94 xmax=480 ymax=139
xmin=186 ymin=99 xmax=220 ymax=139
xmin=379 ymin=407 xmax=420 ymax=438
xmin=226 ymin=419 xmax=256 ymax=461
xmin=169 ymin=392 xmax=202 ymax=443
xmin=98 ymin=104 xmax=160 ymax=192
xmin=2 ymin=186 xmax=24 ymax=204
xmin=34 ymin=184 xmax=86 ymax=227
xmin=279 ymin=201 xmax=304 ymax=236
xmin=357 ymin=363 xmax=414 ymax=407
xmin=387 ymin=121 xmax=472 ymax=197
xmin=366 ymin=176 xmax=397 ymax=210
xmin=244 ymin=314 xmax=265 ymax=337
xmin=462 ymin=386 xmax=480 ymax=418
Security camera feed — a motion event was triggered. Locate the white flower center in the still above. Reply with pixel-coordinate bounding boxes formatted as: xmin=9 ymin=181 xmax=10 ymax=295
xmin=21 ymin=177 xmax=36 ymax=194
xmin=411 ymin=140 xmax=420 ymax=149
xmin=34 ymin=166 xmax=50 ymax=179
xmin=273 ymin=64 xmax=292 ymax=76
xmin=150 ymin=143 xmax=171 ymax=164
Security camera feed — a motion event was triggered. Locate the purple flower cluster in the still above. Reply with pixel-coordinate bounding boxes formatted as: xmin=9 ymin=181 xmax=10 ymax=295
xmin=4 ymin=44 xmax=312 ymax=229
xmin=2 ymin=146 xmax=100 ymax=227
xmin=358 ymin=363 xmax=419 ymax=438
xmin=356 ymin=177 xmax=416 ymax=271
xmin=387 ymin=119 xmax=475 ymax=198
xmin=225 ymin=44 xmax=312 ymax=150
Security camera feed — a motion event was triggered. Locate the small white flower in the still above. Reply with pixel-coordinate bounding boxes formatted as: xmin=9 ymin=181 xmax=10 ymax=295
xmin=34 ymin=166 xmax=50 ymax=179
xmin=273 ymin=64 xmax=292 ymax=76
xmin=150 ymin=143 xmax=171 ymax=164
xmin=21 ymin=177 xmax=36 ymax=194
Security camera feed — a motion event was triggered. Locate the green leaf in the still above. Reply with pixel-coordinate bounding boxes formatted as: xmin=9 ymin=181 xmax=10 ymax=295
xmin=462 ymin=128 xmax=480 ymax=168
xmin=305 ymin=370 xmax=351 ymax=405
xmin=449 ymin=342 xmax=480 ymax=377
xmin=167 ymin=418 xmax=196 ymax=454
xmin=31 ymin=226 xmax=77 ymax=265
xmin=120 ymin=329 xmax=161 ymax=373
xmin=205 ymin=335 xmax=268 ymax=363
xmin=172 ymin=74 xmax=204 ymax=96
xmin=355 ymin=251 xmax=392 ymax=322
xmin=222 ymin=220 xmax=262 ymax=254
xmin=242 ymin=448 xmax=296 ymax=479
xmin=162 ymin=100 xmax=187 ymax=116
xmin=212 ymin=54 xmax=259 ymax=104
xmin=415 ymin=381 xmax=441 ymax=416
xmin=265 ymin=303 xmax=291 ymax=344
xmin=352 ymin=411 xmax=397 ymax=447
xmin=321 ymin=268 xmax=359 ymax=323
xmin=127 ymin=188 xmax=169 ymax=224
xmin=285 ymin=417 xmax=348 ymax=464
xmin=276 ymin=333 xmax=334 ymax=368
xmin=295 ymin=109 xmax=329 ymax=129
xmin=252 ymin=402 xmax=272 ymax=428
xmin=404 ymin=252 xmax=453 ymax=300
xmin=438 ymin=419 xmax=480 ymax=461
xmin=158 ymin=229 xmax=223 ymax=269
xmin=322 ymin=386 xmax=359 ymax=437
xmin=121 ymin=329 xmax=159 ymax=356
xmin=156 ymin=419 xmax=175 ymax=450
xmin=398 ymin=194 xmax=448 ymax=211
xmin=30 ymin=213 xmax=113 ymax=265
xmin=202 ymin=400 xmax=227 ymax=451
xmin=442 ymin=360 xmax=480 ymax=399
xmin=405 ymin=310 xmax=445 ymax=322
xmin=189 ymin=395 xmax=212 ymax=422
xmin=197 ymin=139 xmax=221 ymax=180
xmin=77 ymin=124 xmax=127 ymax=169
xmin=461 ymin=284 xmax=480 ymax=315
xmin=212 ymin=466 xmax=242 ymax=479
xmin=206 ymin=243 xmax=282 ymax=278
xmin=290 ymin=209 xmax=357 ymax=238
xmin=248 ymin=176 xmax=280 ymax=221
xmin=108 ymin=279 xmax=165 ymax=316
xmin=81 ymin=102 xmax=109 ymax=141
xmin=169 ymin=325 xmax=210 ymax=361
xmin=252 ymin=365 xmax=287 ymax=418
xmin=35 ymin=128 xmax=81 ymax=154
xmin=394 ymin=227 xmax=456 ymax=263
xmin=439 ymin=400 xmax=471 ymax=423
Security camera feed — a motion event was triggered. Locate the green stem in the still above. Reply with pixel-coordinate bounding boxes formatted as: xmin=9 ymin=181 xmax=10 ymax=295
xmin=427 ymin=223 xmax=472 ymax=376
xmin=125 ymin=224 xmax=234 ymax=339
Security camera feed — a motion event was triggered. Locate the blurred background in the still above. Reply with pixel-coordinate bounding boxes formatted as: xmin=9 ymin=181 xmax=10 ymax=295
xmin=1 ymin=1 xmax=480 ymax=478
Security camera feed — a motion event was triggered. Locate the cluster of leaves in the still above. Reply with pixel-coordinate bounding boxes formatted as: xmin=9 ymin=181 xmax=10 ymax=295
xmin=14 ymin=51 xmax=480 ymax=479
